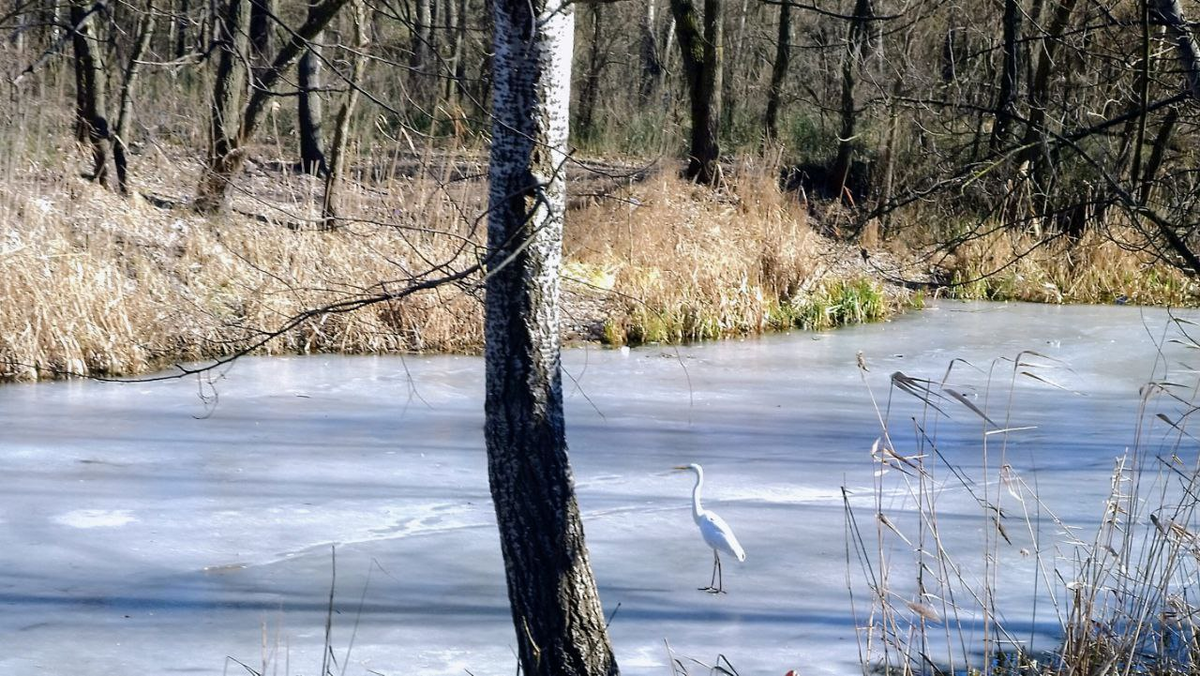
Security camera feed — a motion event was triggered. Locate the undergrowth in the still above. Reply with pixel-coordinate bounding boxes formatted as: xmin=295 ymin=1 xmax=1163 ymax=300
xmin=0 ymin=140 xmax=908 ymax=380
xmin=933 ymin=228 xmax=1200 ymax=306
xmin=572 ymin=163 xmax=913 ymax=347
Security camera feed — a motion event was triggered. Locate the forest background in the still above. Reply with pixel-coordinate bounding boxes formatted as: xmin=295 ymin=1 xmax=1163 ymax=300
xmin=0 ymin=0 xmax=1198 ymax=381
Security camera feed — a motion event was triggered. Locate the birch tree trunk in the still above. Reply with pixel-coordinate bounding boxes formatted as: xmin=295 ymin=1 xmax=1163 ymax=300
xmin=485 ymin=1 xmax=619 ymax=674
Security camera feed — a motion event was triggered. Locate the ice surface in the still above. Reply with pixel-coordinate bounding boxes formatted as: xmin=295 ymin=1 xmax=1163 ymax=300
xmin=0 ymin=301 xmax=1192 ymax=675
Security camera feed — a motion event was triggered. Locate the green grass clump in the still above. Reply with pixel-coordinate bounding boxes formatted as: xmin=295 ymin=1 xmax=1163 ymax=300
xmin=795 ymin=278 xmax=888 ymax=331
xmin=602 ymin=278 xmax=905 ymax=347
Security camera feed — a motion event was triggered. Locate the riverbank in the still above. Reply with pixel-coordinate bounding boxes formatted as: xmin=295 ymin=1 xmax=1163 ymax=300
xmin=0 ymin=150 xmax=918 ymax=382
xmin=1 ymin=147 xmax=1193 ymax=382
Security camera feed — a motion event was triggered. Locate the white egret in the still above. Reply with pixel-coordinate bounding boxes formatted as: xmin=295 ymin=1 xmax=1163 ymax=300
xmin=674 ymin=463 xmax=745 ymax=593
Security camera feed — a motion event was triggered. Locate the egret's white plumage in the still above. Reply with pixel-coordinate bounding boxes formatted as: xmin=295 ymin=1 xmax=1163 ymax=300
xmin=674 ymin=463 xmax=745 ymax=593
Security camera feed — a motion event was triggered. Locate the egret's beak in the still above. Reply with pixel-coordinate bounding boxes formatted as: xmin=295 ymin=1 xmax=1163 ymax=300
xmin=672 ymin=465 xmax=689 ymax=471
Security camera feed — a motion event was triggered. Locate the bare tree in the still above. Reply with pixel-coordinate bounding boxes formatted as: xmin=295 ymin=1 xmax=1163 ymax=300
xmin=485 ymin=0 xmax=620 ymax=674
xmin=670 ymin=0 xmax=723 ymax=184
xmin=409 ymin=0 xmax=435 ymax=117
xmin=991 ymin=0 xmax=1021 ymax=149
xmin=578 ymin=4 xmax=604 ymax=137
xmin=298 ymin=0 xmax=327 ymax=175
xmin=638 ymin=0 xmax=662 ymax=102
xmin=69 ymin=0 xmax=111 ymax=185
xmin=763 ymin=0 xmax=791 ymax=144
xmin=828 ymin=0 xmax=874 ymax=200
xmin=195 ymin=0 xmax=350 ymax=212
xmin=1152 ymin=0 xmax=1200 ymax=101
xmin=112 ymin=0 xmax=155 ymax=194
xmin=322 ymin=0 xmax=367 ymax=227
xmin=443 ymin=0 xmax=466 ymax=105
xmin=249 ymin=0 xmax=272 ymax=57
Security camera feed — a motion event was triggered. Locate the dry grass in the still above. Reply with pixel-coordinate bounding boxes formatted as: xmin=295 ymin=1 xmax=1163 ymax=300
xmin=0 ymin=149 xmax=485 ymax=381
xmin=0 ymin=145 xmax=905 ymax=382
xmin=934 ymin=227 xmax=1199 ymax=305
xmin=566 ymin=161 xmax=911 ymax=345
xmin=850 ymin=336 xmax=1200 ymax=675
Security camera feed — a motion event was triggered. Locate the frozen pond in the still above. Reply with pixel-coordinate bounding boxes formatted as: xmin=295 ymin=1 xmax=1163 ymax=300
xmin=0 ymin=301 xmax=1194 ymax=675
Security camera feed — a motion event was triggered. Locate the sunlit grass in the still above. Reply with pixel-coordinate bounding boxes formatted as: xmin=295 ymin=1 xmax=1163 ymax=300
xmin=939 ymin=227 xmax=1199 ymax=306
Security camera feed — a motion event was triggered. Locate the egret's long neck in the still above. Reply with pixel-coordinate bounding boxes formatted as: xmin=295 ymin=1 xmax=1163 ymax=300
xmin=691 ymin=469 xmax=704 ymax=521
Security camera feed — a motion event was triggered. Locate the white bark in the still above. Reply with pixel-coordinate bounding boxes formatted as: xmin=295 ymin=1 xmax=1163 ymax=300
xmin=484 ymin=2 xmax=618 ymax=675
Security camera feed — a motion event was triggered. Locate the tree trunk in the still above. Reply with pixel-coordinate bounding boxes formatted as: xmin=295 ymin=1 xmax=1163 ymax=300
xmin=298 ymin=2 xmax=326 ymax=176
xmin=1152 ymin=0 xmax=1200 ymax=101
xmin=828 ymin=0 xmax=873 ymax=201
xmin=721 ymin=0 xmax=748 ymax=131
xmin=670 ymin=0 xmax=723 ymax=185
xmin=1138 ymin=109 xmax=1178 ymax=206
xmin=12 ymin=0 xmax=27 ymax=56
xmin=322 ymin=0 xmax=366 ymax=227
xmin=443 ymin=0 xmax=464 ymax=104
xmin=199 ymin=0 xmax=214 ymax=52
xmin=49 ymin=0 xmax=65 ymax=48
xmin=249 ymin=0 xmax=274 ymax=86
xmin=472 ymin=0 xmax=494 ymax=118
xmin=660 ymin=13 xmax=675 ymax=94
xmin=763 ymin=0 xmax=790 ymax=144
xmin=1018 ymin=0 xmax=1077 ymax=154
xmin=877 ymin=78 xmax=901 ymax=223
xmin=991 ymin=0 xmax=1021 ymax=150
xmin=195 ymin=0 xmax=350 ymax=212
xmin=249 ymin=0 xmax=272 ymax=57
xmin=174 ymin=0 xmax=189 ymax=58
xmin=638 ymin=0 xmax=661 ymax=103
xmin=940 ymin=25 xmax=964 ymax=82
xmin=196 ymin=0 xmax=250 ymax=212
xmin=69 ymin=0 xmax=112 ymax=187
xmin=113 ymin=0 xmax=155 ymax=194
xmin=1014 ymin=0 xmax=1078 ymax=223
xmin=410 ymin=0 xmax=434 ymax=118
xmin=578 ymin=5 xmax=603 ymax=138
xmin=486 ymin=0 xmax=619 ymax=674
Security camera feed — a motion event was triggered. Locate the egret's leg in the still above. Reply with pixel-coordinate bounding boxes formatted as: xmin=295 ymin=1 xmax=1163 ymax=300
xmin=715 ymin=552 xmax=725 ymax=594
xmin=700 ymin=549 xmax=719 ymax=592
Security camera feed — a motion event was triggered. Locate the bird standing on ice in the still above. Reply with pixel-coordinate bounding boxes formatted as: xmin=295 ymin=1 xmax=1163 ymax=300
xmin=674 ymin=463 xmax=746 ymax=593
